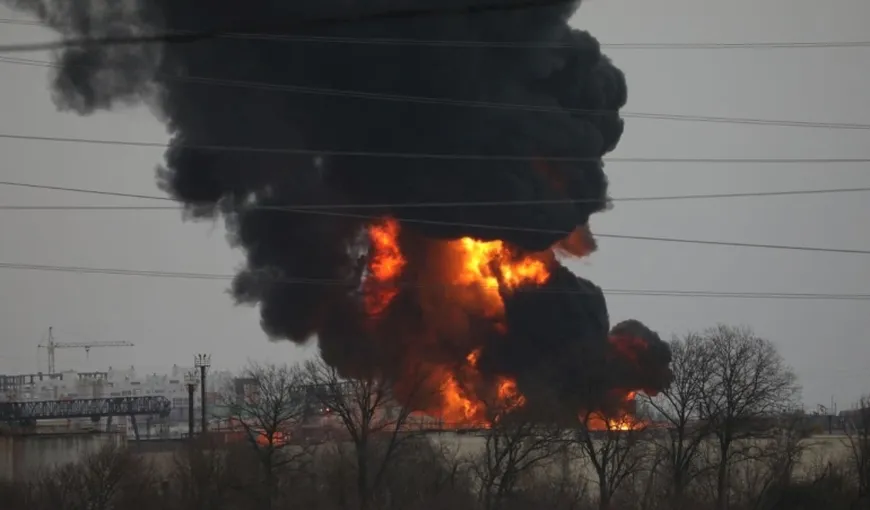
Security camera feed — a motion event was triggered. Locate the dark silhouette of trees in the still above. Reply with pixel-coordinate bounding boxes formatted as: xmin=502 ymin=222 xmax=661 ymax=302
xmin=222 ymin=362 xmax=312 ymax=509
xmin=9 ymin=323 xmax=870 ymax=510
xmin=21 ymin=444 xmax=161 ymax=510
xmin=698 ymin=325 xmax=800 ymax=510
xmin=301 ymin=355 xmax=429 ymax=510
xmin=574 ymin=409 xmax=651 ymax=510
xmin=469 ymin=402 xmax=564 ymax=510
xmin=641 ymin=332 xmax=713 ymax=508
xmin=844 ymin=395 xmax=870 ymax=505
xmin=171 ymin=436 xmax=235 ymax=510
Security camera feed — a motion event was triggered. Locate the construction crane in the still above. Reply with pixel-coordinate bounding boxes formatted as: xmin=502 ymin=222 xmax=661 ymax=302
xmin=38 ymin=327 xmax=134 ymax=375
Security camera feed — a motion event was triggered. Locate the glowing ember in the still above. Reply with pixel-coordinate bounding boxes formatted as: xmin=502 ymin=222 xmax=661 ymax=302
xmin=466 ymin=349 xmax=480 ymax=367
xmin=497 ymin=378 xmax=525 ymax=407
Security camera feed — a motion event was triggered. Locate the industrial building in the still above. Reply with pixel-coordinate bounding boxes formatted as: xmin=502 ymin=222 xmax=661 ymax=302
xmin=0 ymin=365 xmax=233 ymax=438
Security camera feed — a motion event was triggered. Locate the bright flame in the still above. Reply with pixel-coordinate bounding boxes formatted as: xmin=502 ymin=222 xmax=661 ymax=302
xmin=441 ymin=372 xmax=486 ymax=426
xmin=368 ymin=219 xmax=404 ymax=280
xmin=365 ymin=218 xmax=405 ymax=315
xmin=451 ymin=237 xmax=550 ymax=318
xmin=363 ymin=218 xmax=647 ymax=430
xmin=584 ymin=391 xmax=646 ymax=431
xmin=436 ymin=349 xmax=527 ymax=426
xmin=439 ymin=350 xmax=488 ymax=425
xmin=434 ymin=238 xmax=548 ymax=423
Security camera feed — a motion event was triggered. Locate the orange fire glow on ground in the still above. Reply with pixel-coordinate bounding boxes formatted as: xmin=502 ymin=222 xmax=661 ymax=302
xmin=364 ymin=218 xmax=643 ymax=430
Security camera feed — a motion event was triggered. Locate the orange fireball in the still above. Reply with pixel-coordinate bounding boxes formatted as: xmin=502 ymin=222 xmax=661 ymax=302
xmin=363 ymin=217 xmax=646 ymax=430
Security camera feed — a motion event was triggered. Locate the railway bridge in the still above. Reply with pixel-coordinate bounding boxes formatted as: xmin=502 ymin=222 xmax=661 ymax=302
xmin=0 ymin=396 xmax=171 ymax=439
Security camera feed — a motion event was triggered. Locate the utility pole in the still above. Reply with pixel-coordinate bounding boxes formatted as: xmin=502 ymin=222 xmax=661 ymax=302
xmin=194 ymin=354 xmax=211 ymax=434
xmin=184 ymin=371 xmax=198 ymax=439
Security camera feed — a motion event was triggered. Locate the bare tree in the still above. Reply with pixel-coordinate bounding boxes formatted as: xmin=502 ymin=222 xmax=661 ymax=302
xmin=469 ymin=402 xmax=565 ymax=510
xmin=761 ymin=412 xmax=811 ymax=483
xmin=31 ymin=443 xmax=159 ymax=510
xmin=301 ymin=355 xmax=428 ymax=510
xmin=223 ymin=362 xmax=312 ymax=509
xmin=30 ymin=464 xmax=81 ymax=510
xmin=640 ymin=333 xmax=713 ymax=508
xmin=170 ymin=436 xmax=234 ymax=510
xmin=573 ymin=409 xmax=651 ymax=510
xmin=723 ymin=411 xmax=812 ymax=509
xmin=381 ymin=434 xmax=475 ymax=510
xmin=843 ymin=395 xmax=870 ymax=503
xmin=698 ymin=324 xmax=800 ymax=510
xmin=512 ymin=475 xmax=590 ymax=510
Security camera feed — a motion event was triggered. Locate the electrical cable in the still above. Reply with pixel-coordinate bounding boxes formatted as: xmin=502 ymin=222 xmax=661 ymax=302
xmin=251 ymin=207 xmax=870 ymax=255
xmin=0 ymin=260 xmax=866 ymax=301
xmin=1 ymin=180 xmax=870 ymax=208
xmin=0 ymin=0 xmax=579 ymax=53
xmin=2 ymin=132 xmax=870 ymax=164
xmin=3 ymin=55 xmax=870 ymax=130
xmin=1 ymin=180 xmax=868 ymax=255
xmin=3 ymin=17 xmax=870 ymax=50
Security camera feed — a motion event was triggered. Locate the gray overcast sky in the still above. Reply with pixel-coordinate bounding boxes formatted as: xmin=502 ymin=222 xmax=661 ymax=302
xmin=0 ymin=0 xmax=868 ymax=409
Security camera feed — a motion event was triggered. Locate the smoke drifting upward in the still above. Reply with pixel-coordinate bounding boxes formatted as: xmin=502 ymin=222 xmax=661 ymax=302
xmin=9 ymin=0 xmax=672 ymax=422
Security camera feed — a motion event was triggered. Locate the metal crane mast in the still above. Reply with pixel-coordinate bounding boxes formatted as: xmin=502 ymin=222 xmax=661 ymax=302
xmin=38 ymin=327 xmax=134 ymax=374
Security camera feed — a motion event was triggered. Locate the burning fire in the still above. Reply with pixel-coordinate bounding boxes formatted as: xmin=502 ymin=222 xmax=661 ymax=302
xmin=364 ymin=217 xmax=645 ymax=430
xmin=438 ymin=349 xmax=527 ymax=426
xmin=451 ymin=236 xmax=550 ymax=319
xmin=364 ymin=219 xmax=405 ymax=315
xmin=365 ymin=217 xmax=550 ymax=321
xmin=584 ymin=392 xmax=646 ymax=431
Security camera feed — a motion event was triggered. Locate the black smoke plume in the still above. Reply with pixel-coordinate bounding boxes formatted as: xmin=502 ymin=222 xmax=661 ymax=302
xmin=7 ymin=0 xmax=671 ymax=417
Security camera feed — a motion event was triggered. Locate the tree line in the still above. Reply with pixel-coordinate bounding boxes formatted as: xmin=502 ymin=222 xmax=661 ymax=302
xmin=2 ymin=324 xmax=868 ymax=510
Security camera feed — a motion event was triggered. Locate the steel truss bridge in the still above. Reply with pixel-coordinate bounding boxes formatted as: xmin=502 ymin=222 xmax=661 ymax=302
xmin=0 ymin=396 xmax=171 ymax=423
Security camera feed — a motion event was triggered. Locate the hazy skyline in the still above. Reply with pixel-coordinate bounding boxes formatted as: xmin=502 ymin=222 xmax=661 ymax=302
xmin=1 ymin=0 xmax=868 ymax=410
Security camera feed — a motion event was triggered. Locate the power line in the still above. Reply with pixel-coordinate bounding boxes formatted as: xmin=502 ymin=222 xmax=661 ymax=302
xmin=256 ymin=207 xmax=870 ymax=255
xmin=0 ymin=179 xmax=867 ymax=254
xmin=3 ymin=132 xmax=870 ymax=164
xmin=0 ymin=260 xmax=866 ymax=301
xmin=0 ymin=0 xmax=578 ymax=53
xmin=3 ymin=55 xmax=870 ymax=131
xmin=3 ymin=17 xmax=870 ymax=50
xmin=2 ymin=180 xmax=870 ymax=208
xmin=595 ymin=233 xmax=870 ymax=256
xmin=0 ymin=180 xmax=172 ymax=201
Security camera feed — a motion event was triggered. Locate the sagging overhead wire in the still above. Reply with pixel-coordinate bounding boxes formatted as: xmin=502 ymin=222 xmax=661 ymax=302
xmin=3 ymin=132 xmax=870 ymax=164
xmin=0 ymin=180 xmax=868 ymax=255
xmin=0 ymin=0 xmax=580 ymax=53
xmin=2 ymin=179 xmax=870 ymax=208
xmin=3 ymin=17 xmax=870 ymax=50
xmin=0 ymin=260 xmax=867 ymax=302
xmin=2 ymin=55 xmax=870 ymax=131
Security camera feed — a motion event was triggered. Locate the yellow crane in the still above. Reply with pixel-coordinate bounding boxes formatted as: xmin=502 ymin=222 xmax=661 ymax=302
xmin=38 ymin=327 xmax=134 ymax=375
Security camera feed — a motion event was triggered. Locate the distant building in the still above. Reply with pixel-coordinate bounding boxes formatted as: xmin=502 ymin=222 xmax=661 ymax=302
xmin=0 ymin=365 xmax=234 ymax=437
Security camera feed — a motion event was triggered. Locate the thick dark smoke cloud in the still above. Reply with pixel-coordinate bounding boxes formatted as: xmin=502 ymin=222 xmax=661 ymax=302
xmin=8 ymin=0 xmax=671 ymax=415
xmin=608 ymin=319 xmax=673 ymax=397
